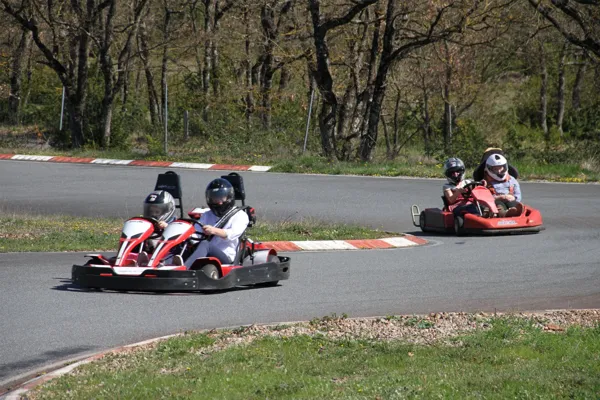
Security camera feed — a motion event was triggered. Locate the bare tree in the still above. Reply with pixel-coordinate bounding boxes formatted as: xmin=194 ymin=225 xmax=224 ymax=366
xmin=1 ymin=0 xmax=114 ymax=147
xmin=528 ymin=0 xmax=600 ymax=58
xmin=307 ymin=0 xmax=378 ymax=159
xmin=8 ymin=26 xmax=31 ymax=124
xmin=96 ymin=0 xmax=148 ymax=147
xmin=357 ymin=0 xmax=480 ymax=161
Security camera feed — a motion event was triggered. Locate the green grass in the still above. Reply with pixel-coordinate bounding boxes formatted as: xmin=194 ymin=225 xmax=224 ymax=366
xmin=0 ymin=213 xmax=398 ymax=253
xmin=1 ymin=128 xmax=599 ymax=182
xmin=27 ymin=317 xmax=600 ymax=399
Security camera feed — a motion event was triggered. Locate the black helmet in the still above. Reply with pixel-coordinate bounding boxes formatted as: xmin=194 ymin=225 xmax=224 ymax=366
xmin=205 ymin=178 xmax=235 ymax=217
xmin=443 ymin=157 xmax=465 ymax=185
xmin=143 ymin=190 xmax=176 ymax=222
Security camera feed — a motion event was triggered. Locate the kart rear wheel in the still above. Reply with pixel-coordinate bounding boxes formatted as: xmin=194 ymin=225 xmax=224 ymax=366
xmin=454 ymin=216 xmax=466 ymax=236
xmin=200 ymin=264 xmax=220 ymax=280
xmin=419 ymin=211 xmax=426 ymax=232
xmin=255 ymin=254 xmax=280 ymax=287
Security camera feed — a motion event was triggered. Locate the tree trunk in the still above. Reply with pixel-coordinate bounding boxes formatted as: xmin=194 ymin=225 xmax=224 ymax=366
xmin=318 ymin=101 xmax=337 ymax=159
xmin=556 ymin=43 xmax=567 ymax=136
xmin=442 ymin=41 xmax=453 ymax=154
xmin=202 ymin=0 xmax=214 ymax=121
xmin=139 ymin=22 xmax=160 ymax=126
xmin=160 ymin=8 xmax=172 ymax=131
xmin=8 ymin=28 xmax=31 ymax=125
xmin=421 ymin=88 xmax=433 ymax=156
xmin=65 ymin=86 xmax=85 ymax=148
xmin=279 ymin=65 xmax=290 ymax=92
xmin=539 ymin=42 xmax=549 ymax=141
xmin=572 ymin=55 xmax=586 ymax=111
xmin=243 ymin=5 xmax=254 ymax=123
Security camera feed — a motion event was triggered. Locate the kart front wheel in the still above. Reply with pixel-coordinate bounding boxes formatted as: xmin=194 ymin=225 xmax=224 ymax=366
xmin=200 ymin=264 xmax=220 ymax=280
xmin=454 ymin=216 xmax=466 ymax=236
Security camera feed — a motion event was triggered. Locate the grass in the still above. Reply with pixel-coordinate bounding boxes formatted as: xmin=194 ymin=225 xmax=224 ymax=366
xmin=26 ymin=316 xmax=600 ymax=399
xmin=0 ymin=213 xmax=398 ymax=253
xmin=1 ymin=127 xmax=599 ymax=182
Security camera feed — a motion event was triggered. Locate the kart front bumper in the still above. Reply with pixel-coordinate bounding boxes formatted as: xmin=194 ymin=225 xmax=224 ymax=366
xmin=71 ymin=257 xmax=291 ymax=292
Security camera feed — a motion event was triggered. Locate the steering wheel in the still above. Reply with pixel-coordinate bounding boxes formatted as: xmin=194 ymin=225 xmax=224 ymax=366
xmin=461 ymin=180 xmax=485 ymax=198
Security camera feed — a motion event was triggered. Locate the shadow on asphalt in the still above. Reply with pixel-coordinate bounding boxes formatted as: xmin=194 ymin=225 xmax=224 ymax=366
xmin=50 ymin=278 xmax=278 ymax=296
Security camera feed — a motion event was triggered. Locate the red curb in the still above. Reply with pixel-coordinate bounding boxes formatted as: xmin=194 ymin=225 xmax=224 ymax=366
xmin=51 ymin=156 xmax=96 ymax=163
xmin=209 ymin=164 xmax=251 ymax=171
xmin=344 ymin=239 xmax=394 ymax=249
xmin=260 ymin=241 xmax=302 ymax=252
xmin=404 ymin=234 xmax=428 ymax=245
xmin=129 ymin=160 xmax=174 ymax=167
xmin=0 ymin=154 xmax=14 ymax=159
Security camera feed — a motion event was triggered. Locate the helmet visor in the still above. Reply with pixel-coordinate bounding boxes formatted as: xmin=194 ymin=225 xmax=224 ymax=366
xmin=490 ymin=164 xmax=507 ymax=176
xmin=144 ymin=203 xmax=168 ymax=220
xmin=206 ymin=188 xmax=232 ymax=206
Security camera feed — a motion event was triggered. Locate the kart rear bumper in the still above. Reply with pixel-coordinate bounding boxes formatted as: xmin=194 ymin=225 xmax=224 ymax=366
xmin=72 ymin=257 xmax=291 ymax=292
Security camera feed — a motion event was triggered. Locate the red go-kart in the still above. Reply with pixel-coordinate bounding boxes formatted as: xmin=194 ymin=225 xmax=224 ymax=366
xmin=71 ymin=172 xmax=290 ymax=292
xmin=411 ymin=181 xmax=544 ymax=236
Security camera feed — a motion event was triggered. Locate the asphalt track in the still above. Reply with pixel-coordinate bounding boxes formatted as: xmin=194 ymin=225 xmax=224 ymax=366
xmin=1 ymin=160 xmax=599 ymax=391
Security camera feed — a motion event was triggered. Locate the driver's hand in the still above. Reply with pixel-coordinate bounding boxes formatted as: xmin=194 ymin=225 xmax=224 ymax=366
xmin=158 ymin=221 xmax=168 ymax=229
xmin=505 ymin=194 xmax=515 ymax=201
xmin=202 ymin=225 xmax=216 ymax=236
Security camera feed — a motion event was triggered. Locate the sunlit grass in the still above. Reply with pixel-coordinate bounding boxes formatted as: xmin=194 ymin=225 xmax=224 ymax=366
xmin=28 ymin=317 xmax=600 ymax=399
xmin=0 ymin=213 xmax=398 ymax=253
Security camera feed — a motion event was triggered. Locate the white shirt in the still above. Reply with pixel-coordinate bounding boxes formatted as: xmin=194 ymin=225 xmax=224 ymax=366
xmin=195 ymin=209 xmax=250 ymax=261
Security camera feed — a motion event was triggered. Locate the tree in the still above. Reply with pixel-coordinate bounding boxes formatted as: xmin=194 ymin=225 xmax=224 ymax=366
xmin=308 ymin=0 xmax=378 ymax=159
xmin=1 ymin=0 xmax=111 ymax=147
xmin=528 ymin=0 xmax=600 ymax=58
xmin=357 ymin=0 xmax=481 ymax=161
xmin=8 ymin=26 xmax=31 ymax=124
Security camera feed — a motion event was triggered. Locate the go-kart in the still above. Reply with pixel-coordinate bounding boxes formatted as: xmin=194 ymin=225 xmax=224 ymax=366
xmin=71 ymin=171 xmax=290 ymax=292
xmin=411 ymin=181 xmax=544 ymax=236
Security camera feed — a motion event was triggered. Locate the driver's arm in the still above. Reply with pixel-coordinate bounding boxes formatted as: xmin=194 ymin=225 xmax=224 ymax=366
xmin=444 ymin=186 xmax=464 ymax=205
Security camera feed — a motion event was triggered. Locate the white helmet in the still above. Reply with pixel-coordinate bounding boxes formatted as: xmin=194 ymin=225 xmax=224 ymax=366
xmin=485 ymin=154 xmax=508 ymax=181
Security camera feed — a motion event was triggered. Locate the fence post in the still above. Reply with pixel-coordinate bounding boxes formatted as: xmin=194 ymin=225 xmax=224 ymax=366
xmin=184 ymin=110 xmax=189 ymax=140
xmin=59 ymin=87 xmax=65 ymax=130
xmin=303 ymin=88 xmax=315 ymax=153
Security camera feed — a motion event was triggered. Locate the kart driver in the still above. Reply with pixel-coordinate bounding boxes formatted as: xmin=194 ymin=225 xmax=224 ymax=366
xmin=180 ymin=178 xmax=249 ymax=269
xmin=137 ymin=190 xmax=177 ymax=265
xmin=443 ymin=157 xmax=483 ymax=217
xmin=483 ymin=153 xmax=523 ymax=218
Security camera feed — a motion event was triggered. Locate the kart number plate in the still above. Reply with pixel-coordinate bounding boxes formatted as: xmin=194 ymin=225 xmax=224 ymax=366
xmin=497 ymin=220 xmax=518 ymax=226
xmin=113 ymin=267 xmax=148 ymax=276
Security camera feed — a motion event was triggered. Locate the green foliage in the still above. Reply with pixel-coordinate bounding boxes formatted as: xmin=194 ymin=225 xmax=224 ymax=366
xmin=449 ymin=118 xmax=488 ymax=167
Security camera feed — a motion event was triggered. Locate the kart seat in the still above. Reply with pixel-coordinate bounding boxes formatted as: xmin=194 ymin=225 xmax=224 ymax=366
xmin=155 ymin=170 xmax=184 ymax=218
xmin=221 ymin=172 xmax=256 ymax=227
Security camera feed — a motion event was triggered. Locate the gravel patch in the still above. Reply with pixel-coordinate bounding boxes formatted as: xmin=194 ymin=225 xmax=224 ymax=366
xmin=190 ymin=309 xmax=600 ymax=355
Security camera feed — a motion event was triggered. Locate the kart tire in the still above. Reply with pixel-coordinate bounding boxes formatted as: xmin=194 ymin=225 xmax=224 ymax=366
xmin=454 ymin=216 xmax=466 ymax=236
xmin=419 ymin=211 xmax=427 ymax=232
xmin=255 ymin=254 xmax=280 ymax=287
xmin=200 ymin=264 xmax=220 ymax=280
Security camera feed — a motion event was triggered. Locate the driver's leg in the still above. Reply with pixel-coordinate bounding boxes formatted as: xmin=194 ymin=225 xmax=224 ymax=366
xmin=184 ymin=241 xmax=210 ymax=269
xmin=207 ymin=244 xmax=233 ymax=265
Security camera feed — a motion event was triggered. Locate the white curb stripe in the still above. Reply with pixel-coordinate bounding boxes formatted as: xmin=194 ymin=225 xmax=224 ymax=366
xmin=11 ymin=155 xmax=54 ymax=161
xmin=291 ymin=240 xmax=358 ymax=250
xmin=169 ymin=162 xmax=214 ymax=169
xmin=248 ymin=165 xmax=272 ymax=172
xmin=91 ymin=158 xmax=133 ymax=165
xmin=381 ymin=237 xmax=419 ymax=247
